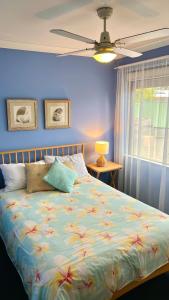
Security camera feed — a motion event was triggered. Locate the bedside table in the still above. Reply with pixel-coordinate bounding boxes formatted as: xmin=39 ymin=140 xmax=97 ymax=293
xmin=87 ymin=161 xmax=122 ymax=188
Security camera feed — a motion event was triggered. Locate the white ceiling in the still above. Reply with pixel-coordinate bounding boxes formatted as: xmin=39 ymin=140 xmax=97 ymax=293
xmin=0 ymin=0 xmax=169 ymax=57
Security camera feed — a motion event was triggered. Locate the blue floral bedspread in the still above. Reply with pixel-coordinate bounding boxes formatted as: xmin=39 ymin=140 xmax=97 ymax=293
xmin=1 ymin=175 xmax=169 ymax=300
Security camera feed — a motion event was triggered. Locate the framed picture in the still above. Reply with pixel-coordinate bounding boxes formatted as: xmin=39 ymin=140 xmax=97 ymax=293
xmin=7 ymin=99 xmax=38 ymax=131
xmin=45 ymin=99 xmax=71 ymax=129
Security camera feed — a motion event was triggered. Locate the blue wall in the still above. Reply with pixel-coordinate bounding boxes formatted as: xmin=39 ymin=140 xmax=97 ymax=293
xmin=0 ymin=48 xmax=115 ymax=159
xmin=0 ymin=45 xmax=168 ymax=159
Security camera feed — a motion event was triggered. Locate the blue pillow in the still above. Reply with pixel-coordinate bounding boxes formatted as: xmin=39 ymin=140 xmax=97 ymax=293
xmin=43 ymin=161 xmax=77 ymax=193
xmin=0 ymin=168 xmax=5 ymax=189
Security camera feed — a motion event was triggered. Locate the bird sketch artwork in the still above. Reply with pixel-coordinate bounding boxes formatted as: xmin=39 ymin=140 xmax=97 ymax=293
xmin=45 ymin=100 xmax=70 ymax=129
xmin=7 ymin=99 xmax=37 ymax=131
xmin=14 ymin=106 xmax=31 ymax=124
xmin=49 ymin=105 xmax=66 ymax=126
xmin=52 ymin=107 xmax=64 ymax=122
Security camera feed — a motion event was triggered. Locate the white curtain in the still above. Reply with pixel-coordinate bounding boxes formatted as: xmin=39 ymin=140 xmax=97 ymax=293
xmin=114 ymin=56 xmax=169 ymax=213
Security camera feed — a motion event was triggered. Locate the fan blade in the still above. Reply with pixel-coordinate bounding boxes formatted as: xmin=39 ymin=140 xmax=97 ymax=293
xmin=114 ymin=47 xmax=142 ymax=58
xmin=118 ymin=0 xmax=158 ymax=18
xmin=115 ymin=28 xmax=169 ymax=45
xmin=50 ymin=29 xmax=96 ymax=44
xmin=56 ymin=48 xmax=95 ymax=57
xmin=36 ymin=0 xmax=92 ymax=20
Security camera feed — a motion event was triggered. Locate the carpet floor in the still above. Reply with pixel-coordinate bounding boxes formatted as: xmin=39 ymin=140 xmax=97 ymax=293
xmin=1 ymin=238 xmax=169 ymax=300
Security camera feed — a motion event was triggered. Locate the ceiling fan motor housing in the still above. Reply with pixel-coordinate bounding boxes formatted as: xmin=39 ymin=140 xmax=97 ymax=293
xmin=96 ymin=32 xmax=113 ymax=52
xmin=99 ymin=31 xmax=111 ymax=45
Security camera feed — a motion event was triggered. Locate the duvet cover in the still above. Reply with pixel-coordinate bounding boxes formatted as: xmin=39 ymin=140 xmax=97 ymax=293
xmin=0 ymin=175 xmax=169 ymax=300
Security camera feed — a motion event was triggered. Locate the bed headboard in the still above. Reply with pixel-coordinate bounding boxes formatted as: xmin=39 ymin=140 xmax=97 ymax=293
xmin=0 ymin=143 xmax=84 ymax=164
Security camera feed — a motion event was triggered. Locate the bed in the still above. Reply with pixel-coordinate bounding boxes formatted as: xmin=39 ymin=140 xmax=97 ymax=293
xmin=0 ymin=143 xmax=169 ymax=300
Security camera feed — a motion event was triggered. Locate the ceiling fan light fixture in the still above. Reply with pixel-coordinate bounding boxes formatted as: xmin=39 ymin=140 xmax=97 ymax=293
xmin=93 ymin=49 xmax=117 ymax=63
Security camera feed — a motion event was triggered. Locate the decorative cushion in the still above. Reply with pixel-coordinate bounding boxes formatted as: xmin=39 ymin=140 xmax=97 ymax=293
xmin=44 ymin=153 xmax=88 ymax=177
xmin=0 ymin=160 xmax=45 ymax=192
xmin=43 ymin=161 xmax=77 ymax=193
xmin=25 ymin=163 xmax=55 ymax=193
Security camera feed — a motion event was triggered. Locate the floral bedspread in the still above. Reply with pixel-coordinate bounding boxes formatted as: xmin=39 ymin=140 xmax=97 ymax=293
xmin=1 ymin=175 xmax=169 ymax=300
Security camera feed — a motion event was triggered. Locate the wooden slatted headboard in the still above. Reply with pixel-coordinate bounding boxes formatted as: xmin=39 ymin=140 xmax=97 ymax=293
xmin=0 ymin=143 xmax=84 ymax=164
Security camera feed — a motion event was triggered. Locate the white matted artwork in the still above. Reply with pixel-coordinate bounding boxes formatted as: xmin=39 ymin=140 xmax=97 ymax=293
xmin=45 ymin=99 xmax=71 ymax=129
xmin=7 ymin=99 xmax=38 ymax=131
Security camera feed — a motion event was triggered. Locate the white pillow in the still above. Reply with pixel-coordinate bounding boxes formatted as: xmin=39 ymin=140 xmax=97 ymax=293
xmin=44 ymin=155 xmax=69 ymax=164
xmin=44 ymin=153 xmax=88 ymax=177
xmin=69 ymin=153 xmax=88 ymax=177
xmin=0 ymin=160 xmax=45 ymax=192
xmin=1 ymin=163 xmax=26 ymax=192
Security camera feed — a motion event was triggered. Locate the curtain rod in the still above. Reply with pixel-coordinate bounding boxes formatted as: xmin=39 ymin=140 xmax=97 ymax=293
xmin=114 ymin=54 xmax=169 ymax=69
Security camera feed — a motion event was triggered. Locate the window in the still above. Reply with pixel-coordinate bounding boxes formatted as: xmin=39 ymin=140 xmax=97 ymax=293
xmin=130 ymin=85 xmax=169 ymax=164
xmin=115 ymin=58 xmax=169 ymax=210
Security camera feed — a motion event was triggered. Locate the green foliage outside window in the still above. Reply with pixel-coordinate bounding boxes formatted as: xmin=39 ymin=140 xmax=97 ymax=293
xmin=134 ymin=87 xmax=169 ymax=128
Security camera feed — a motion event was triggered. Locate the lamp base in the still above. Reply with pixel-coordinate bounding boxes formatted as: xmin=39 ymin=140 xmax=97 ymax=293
xmin=96 ymin=155 xmax=107 ymax=167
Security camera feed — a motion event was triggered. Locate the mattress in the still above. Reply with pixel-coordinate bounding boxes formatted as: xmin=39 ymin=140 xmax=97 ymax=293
xmin=0 ymin=175 xmax=169 ymax=300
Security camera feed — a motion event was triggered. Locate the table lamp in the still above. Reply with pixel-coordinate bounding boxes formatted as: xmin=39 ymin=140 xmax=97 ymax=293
xmin=95 ymin=141 xmax=109 ymax=167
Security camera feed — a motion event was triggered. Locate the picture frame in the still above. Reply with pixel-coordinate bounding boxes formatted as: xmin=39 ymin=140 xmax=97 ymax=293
xmin=7 ymin=99 xmax=38 ymax=131
xmin=45 ymin=99 xmax=71 ymax=129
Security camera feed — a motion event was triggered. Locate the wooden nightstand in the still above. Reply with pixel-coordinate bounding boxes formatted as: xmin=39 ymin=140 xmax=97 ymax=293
xmin=87 ymin=161 xmax=122 ymax=188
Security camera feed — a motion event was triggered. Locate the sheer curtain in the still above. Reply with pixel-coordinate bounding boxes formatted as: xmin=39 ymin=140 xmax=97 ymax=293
xmin=114 ymin=56 xmax=169 ymax=213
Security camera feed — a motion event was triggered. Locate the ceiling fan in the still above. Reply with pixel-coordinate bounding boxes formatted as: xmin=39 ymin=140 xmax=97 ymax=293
xmin=50 ymin=6 xmax=169 ymax=64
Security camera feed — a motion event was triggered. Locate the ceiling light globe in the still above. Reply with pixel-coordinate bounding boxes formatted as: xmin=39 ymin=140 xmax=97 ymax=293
xmin=93 ymin=51 xmax=117 ymax=63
